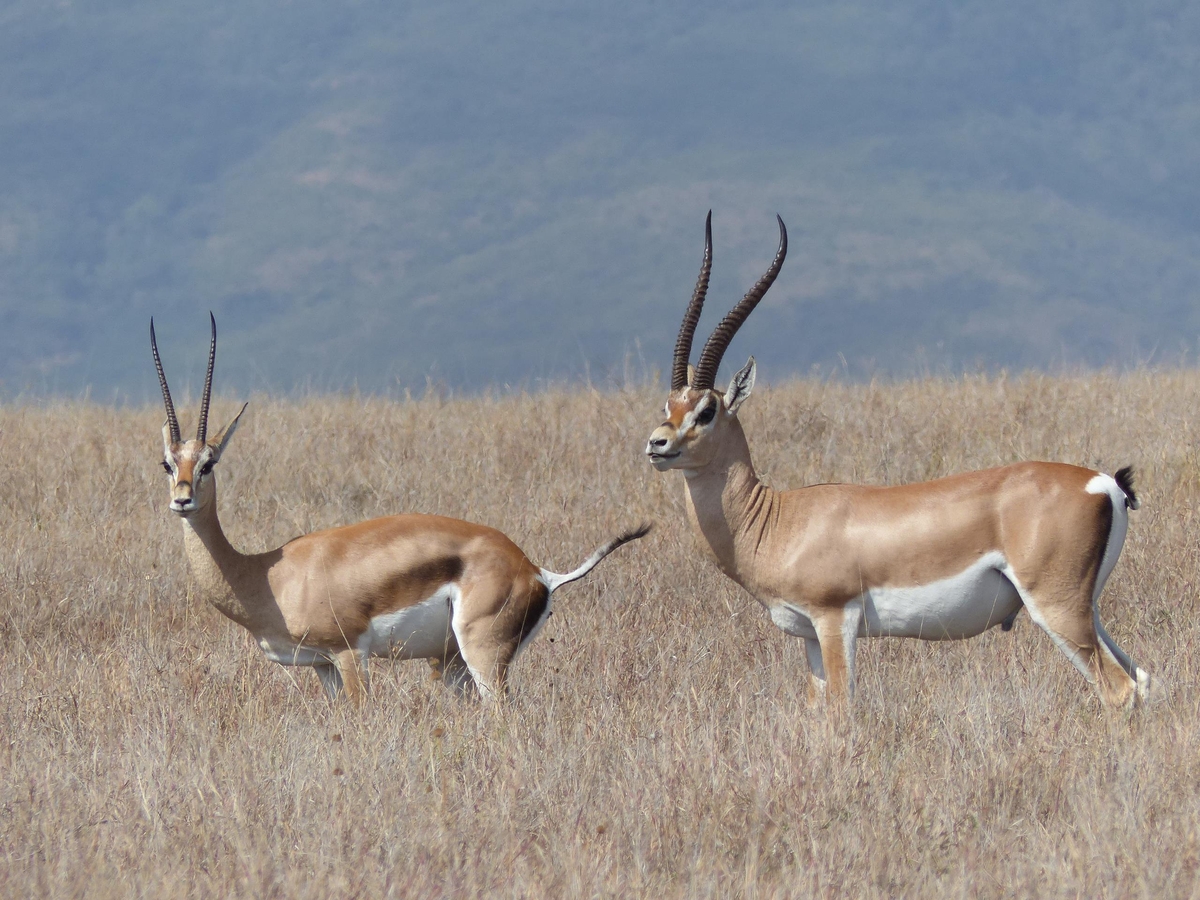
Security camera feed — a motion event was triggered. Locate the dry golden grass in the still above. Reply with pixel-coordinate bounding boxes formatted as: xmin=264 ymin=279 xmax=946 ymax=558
xmin=2 ymin=372 xmax=1199 ymax=898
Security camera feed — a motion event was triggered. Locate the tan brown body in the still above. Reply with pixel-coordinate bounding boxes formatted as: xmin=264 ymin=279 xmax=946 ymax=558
xmin=646 ymin=214 xmax=1151 ymax=707
xmin=153 ymin=315 xmax=647 ymax=703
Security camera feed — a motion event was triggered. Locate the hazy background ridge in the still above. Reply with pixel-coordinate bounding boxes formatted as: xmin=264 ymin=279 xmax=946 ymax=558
xmin=3 ymin=0 xmax=1199 ymax=398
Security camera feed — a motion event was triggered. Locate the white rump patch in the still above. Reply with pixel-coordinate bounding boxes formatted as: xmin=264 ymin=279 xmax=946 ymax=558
xmin=1084 ymin=473 xmax=1130 ymax=604
xmin=1085 ymin=473 xmax=1118 ymax=499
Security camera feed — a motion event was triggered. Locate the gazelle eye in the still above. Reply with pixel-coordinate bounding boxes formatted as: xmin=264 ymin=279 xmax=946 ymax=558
xmin=198 ymin=461 xmax=214 ymax=476
xmin=696 ymin=404 xmax=717 ymax=425
xmin=161 ymin=461 xmax=172 ymax=473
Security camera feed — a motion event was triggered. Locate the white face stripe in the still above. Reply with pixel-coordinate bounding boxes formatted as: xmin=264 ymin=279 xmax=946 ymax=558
xmin=676 ymin=397 xmax=717 ymax=437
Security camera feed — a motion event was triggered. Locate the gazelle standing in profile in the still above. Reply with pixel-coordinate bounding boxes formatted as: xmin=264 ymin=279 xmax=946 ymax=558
xmin=645 ymin=212 xmax=1152 ymax=708
xmin=151 ymin=314 xmax=648 ymax=703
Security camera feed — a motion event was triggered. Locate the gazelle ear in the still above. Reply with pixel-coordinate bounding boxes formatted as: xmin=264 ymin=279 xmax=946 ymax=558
xmin=686 ymin=363 xmax=696 ymax=386
xmin=209 ymin=402 xmax=248 ymax=459
xmin=724 ymin=357 xmax=756 ymax=413
xmin=162 ymin=421 xmax=176 ymax=455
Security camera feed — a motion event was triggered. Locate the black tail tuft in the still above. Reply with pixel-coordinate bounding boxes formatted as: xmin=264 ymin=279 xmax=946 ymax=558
xmin=1114 ymin=466 xmax=1139 ymax=510
xmin=617 ymin=522 xmax=653 ymax=546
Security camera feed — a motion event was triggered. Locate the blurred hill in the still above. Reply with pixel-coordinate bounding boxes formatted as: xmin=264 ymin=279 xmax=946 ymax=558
xmin=3 ymin=0 xmax=1199 ymax=398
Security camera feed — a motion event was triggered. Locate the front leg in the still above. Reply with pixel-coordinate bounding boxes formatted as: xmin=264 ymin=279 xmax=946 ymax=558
xmin=814 ymin=605 xmax=861 ymax=702
xmin=804 ymin=638 xmax=827 ymax=704
xmin=334 ymin=648 xmax=368 ymax=707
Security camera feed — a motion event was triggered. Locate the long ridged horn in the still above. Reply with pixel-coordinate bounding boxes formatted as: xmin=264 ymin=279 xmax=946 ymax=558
xmin=196 ymin=312 xmax=217 ymax=444
xmin=671 ymin=211 xmax=713 ymax=391
xmin=691 ymin=215 xmax=787 ymax=391
xmin=150 ymin=318 xmax=181 ymax=444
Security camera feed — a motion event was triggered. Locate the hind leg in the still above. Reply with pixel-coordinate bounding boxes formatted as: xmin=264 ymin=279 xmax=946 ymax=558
xmin=449 ymin=607 xmax=516 ymax=701
xmin=449 ymin=601 xmax=516 ymax=702
xmin=429 ymin=652 xmax=478 ymax=696
xmin=1093 ymin=608 xmax=1153 ymax=703
xmin=449 ymin=573 xmax=550 ymax=702
xmin=1009 ymin=577 xmax=1140 ymax=707
xmin=454 ymin=637 xmax=515 ymax=702
xmin=1087 ymin=505 xmax=1153 ymax=704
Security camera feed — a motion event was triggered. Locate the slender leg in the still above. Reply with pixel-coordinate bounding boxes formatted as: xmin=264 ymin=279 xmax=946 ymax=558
xmin=1007 ymin=571 xmax=1140 ymax=708
xmin=804 ymin=638 xmax=827 ymax=704
xmin=1093 ymin=608 xmax=1153 ymax=703
xmin=449 ymin=580 xmax=533 ymax=703
xmin=434 ymin=653 xmax=477 ymax=696
xmin=814 ymin=606 xmax=860 ymax=702
xmin=314 ymin=663 xmax=343 ymax=700
xmin=1089 ymin=532 xmax=1153 ymax=703
xmin=449 ymin=626 xmax=513 ymax=702
xmin=334 ymin=648 xmax=368 ymax=707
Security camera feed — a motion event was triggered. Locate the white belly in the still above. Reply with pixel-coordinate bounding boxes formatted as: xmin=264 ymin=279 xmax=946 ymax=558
xmin=358 ymin=584 xmax=459 ymax=660
xmin=767 ymin=552 xmax=1021 ymax=642
xmin=860 ymin=552 xmax=1020 ymax=640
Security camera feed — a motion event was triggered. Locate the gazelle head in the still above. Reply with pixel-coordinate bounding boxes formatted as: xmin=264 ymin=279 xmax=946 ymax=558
xmin=151 ymin=313 xmax=246 ymax=516
xmin=646 ymin=212 xmax=787 ymax=472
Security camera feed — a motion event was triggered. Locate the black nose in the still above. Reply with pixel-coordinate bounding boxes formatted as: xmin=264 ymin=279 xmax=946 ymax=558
xmin=649 ymin=437 xmax=669 ymax=449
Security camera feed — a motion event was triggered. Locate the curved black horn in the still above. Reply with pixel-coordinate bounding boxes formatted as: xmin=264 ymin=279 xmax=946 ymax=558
xmin=670 ymin=211 xmax=713 ymax=391
xmin=196 ymin=312 xmax=216 ymax=444
xmin=692 ymin=215 xmax=787 ymax=390
xmin=150 ymin=318 xmax=181 ymax=444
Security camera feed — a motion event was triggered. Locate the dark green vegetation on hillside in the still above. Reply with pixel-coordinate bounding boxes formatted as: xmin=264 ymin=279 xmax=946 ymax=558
xmin=3 ymin=1 xmax=1200 ymax=396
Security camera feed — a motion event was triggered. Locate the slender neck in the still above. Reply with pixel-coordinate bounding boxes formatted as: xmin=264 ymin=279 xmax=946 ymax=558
xmin=682 ymin=418 xmax=778 ymax=589
xmin=178 ymin=481 xmax=263 ymax=631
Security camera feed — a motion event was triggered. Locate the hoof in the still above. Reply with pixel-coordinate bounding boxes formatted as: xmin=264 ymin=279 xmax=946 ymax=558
xmin=1135 ymin=668 xmax=1160 ymax=705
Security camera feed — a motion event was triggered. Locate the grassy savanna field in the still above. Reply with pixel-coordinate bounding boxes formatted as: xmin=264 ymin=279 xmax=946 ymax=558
xmin=2 ymin=373 xmax=1199 ymax=898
